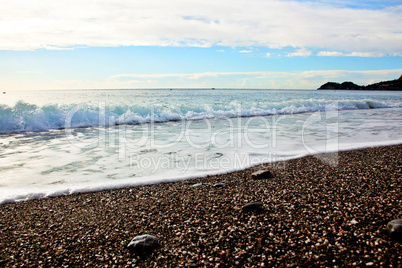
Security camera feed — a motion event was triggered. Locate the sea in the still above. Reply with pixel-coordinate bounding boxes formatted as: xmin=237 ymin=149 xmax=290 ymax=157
xmin=1 ymin=89 xmax=401 ymax=204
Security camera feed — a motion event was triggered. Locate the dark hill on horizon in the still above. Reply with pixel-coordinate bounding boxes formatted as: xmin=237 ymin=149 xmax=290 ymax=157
xmin=318 ymin=75 xmax=402 ymax=91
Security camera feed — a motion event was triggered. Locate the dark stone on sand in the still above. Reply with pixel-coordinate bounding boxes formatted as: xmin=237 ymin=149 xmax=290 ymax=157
xmin=251 ymin=169 xmax=274 ymax=180
xmin=242 ymin=202 xmax=263 ymax=212
xmin=127 ymin=234 xmax=159 ymax=252
xmin=387 ymin=219 xmax=402 ymax=238
xmin=213 ymin=182 xmax=227 ymax=187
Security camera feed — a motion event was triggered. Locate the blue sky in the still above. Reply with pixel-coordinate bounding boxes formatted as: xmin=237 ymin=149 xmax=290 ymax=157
xmin=1 ymin=0 xmax=401 ymax=90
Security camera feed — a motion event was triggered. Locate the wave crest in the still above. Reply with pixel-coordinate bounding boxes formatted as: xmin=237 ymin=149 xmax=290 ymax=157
xmin=0 ymin=99 xmax=399 ymax=134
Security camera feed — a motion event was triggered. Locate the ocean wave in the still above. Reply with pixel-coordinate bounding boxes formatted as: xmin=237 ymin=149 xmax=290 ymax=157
xmin=0 ymin=99 xmax=400 ymax=134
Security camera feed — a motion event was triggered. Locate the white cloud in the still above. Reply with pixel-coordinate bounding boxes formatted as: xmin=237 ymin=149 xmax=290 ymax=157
xmin=111 ymin=72 xmax=265 ymax=80
xmin=6 ymin=69 xmax=401 ymax=90
xmin=265 ymin=53 xmax=272 ymax=57
xmin=317 ymin=51 xmax=385 ymax=57
xmin=239 ymin=50 xmax=253 ymax=53
xmin=287 ymin=48 xmax=312 ymax=57
xmin=317 ymin=51 xmax=346 ymax=57
xmin=112 ymin=69 xmax=402 ymax=81
xmin=0 ymin=0 xmax=401 ymax=55
xmin=107 ymin=69 xmax=402 ymax=89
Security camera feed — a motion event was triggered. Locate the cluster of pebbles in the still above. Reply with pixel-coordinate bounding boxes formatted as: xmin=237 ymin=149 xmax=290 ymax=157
xmin=0 ymin=145 xmax=401 ymax=267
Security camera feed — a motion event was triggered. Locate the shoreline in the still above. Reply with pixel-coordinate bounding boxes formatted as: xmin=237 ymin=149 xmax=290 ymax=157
xmin=3 ymin=138 xmax=402 ymax=205
xmin=1 ymin=145 xmax=401 ymax=267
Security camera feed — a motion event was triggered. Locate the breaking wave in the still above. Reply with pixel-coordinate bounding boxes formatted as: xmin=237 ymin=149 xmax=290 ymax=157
xmin=0 ymin=99 xmax=400 ymax=134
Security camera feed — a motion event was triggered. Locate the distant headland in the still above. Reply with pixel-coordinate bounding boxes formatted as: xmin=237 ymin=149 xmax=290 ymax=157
xmin=318 ymin=75 xmax=402 ymax=91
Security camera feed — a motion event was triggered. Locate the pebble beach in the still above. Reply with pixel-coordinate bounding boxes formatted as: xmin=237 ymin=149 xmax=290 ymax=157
xmin=0 ymin=145 xmax=401 ymax=267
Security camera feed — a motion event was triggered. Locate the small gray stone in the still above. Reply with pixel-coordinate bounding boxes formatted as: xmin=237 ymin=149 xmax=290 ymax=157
xmin=211 ymin=152 xmax=223 ymax=158
xmin=387 ymin=219 xmax=402 ymax=237
xmin=213 ymin=182 xmax=227 ymax=188
xmin=127 ymin=234 xmax=159 ymax=252
xmin=251 ymin=170 xmax=274 ymax=180
xmin=242 ymin=202 xmax=263 ymax=212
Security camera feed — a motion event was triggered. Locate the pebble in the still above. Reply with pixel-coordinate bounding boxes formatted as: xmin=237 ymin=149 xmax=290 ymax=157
xmin=127 ymin=235 xmax=159 ymax=252
xmin=241 ymin=202 xmax=264 ymax=212
xmin=387 ymin=219 xmax=402 ymax=237
xmin=350 ymin=219 xmax=358 ymax=225
xmin=213 ymin=182 xmax=227 ymax=188
xmin=191 ymin=183 xmax=204 ymax=187
xmin=251 ymin=169 xmax=274 ymax=180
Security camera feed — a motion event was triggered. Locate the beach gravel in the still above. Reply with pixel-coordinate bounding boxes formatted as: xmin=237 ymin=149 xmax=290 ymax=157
xmin=0 ymin=145 xmax=401 ymax=267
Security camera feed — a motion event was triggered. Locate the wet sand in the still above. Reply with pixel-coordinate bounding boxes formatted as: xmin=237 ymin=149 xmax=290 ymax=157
xmin=1 ymin=145 xmax=401 ymax=267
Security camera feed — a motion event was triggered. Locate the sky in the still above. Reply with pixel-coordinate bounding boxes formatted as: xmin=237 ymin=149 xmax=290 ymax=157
xmin=0 ymin=0 xmax=401 ymax=90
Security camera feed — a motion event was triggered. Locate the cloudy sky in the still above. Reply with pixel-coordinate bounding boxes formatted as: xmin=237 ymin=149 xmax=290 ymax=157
xmin=1 ymin=0 xmax=401 ymax=90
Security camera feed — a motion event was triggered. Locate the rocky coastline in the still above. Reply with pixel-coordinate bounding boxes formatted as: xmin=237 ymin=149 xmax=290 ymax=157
xmin=318 ymin=75 xmax=402 ymax=91
xmin=0 ymin=145 xmax=401 ymax=267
